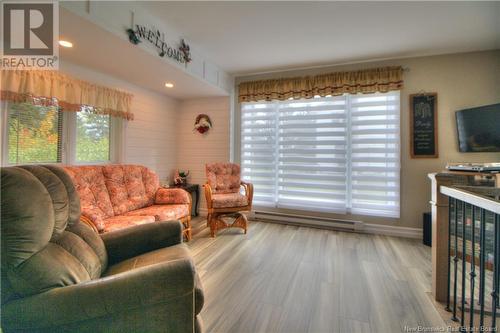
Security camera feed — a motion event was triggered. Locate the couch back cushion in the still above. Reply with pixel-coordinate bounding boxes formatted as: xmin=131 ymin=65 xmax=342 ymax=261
xmin=102 ymin=165 xmax=159 ymax=215
xmin=1 ymin=166 xmax=107 ymax=302
xmin=63 ymin=166 xmax=114 ymax=231
xmin=206 ymin=163 xmax=241 ymax=194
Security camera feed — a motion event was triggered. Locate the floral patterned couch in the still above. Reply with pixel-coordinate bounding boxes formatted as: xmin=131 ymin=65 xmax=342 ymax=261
xmin=63 ymin=165 xmax=192 ymax=239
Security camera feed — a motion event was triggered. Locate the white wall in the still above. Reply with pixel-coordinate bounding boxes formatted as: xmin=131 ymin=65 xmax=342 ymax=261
xmin=176 ymin=97 xmax=231 ymax=211
xmin=235 ymin=50 xmax=500 ymax=229
xmin=60 ymin=60 xmax=179 ymax=179
xmin=61 ymin=1 xmax=233 ymax=93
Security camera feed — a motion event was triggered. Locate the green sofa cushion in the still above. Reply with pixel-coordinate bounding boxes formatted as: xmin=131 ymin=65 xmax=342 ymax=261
xmin=1 ymin=166 xmax=107 ymax=300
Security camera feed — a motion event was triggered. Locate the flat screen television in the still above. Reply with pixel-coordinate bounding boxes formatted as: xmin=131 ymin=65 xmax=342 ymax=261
xmin=456 ymin=103 xmax=500 ymax=152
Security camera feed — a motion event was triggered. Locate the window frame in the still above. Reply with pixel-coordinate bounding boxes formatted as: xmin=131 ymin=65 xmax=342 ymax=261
xmin=1 ymin=102 xmax=124 ymax=166
xmin=65 ymin=111 xmax=121 ymax=165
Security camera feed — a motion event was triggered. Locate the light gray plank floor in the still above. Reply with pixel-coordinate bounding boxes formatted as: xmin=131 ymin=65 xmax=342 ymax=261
xmin=188 ymin=218 xmax=447 ymax=333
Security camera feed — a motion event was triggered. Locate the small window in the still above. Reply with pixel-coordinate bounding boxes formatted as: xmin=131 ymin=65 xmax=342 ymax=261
xmin=7 ymin=103 xmax=63 ymax=164
xmin=76 ymin=107 xmax=111 ymax=163
xmin=2 ymin=102 xmax=120 ymax=166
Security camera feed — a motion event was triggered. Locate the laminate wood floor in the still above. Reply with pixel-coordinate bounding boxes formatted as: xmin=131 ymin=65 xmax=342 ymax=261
xmin=188 ymin=218 xmax=448 ymax=333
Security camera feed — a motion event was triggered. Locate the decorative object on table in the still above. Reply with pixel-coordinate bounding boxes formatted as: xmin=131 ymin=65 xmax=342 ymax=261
xmin=204 ymin=162 xmax=254 ymax=238
xmin=174 ymin=169 xmax=190 ymax=186
xmin=194 ymin=114 xmax=212 ymax=134
xmin=171 ymin=183 xmax=200 ymax=217
xmin=410 ymin=92 xmax=438 ymax=158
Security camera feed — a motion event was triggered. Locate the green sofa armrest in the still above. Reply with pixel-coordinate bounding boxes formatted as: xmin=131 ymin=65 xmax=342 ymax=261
xmin=1 ymin=257 xmax=195 ymax=331
xmin=101 ymin=220 xmax=183 ymax=265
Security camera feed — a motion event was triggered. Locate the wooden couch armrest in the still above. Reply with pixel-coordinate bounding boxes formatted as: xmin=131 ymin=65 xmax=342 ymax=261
xmin=240 ymin=181 xmax=254 ymax=207
xmin=204 ymin=182 xmax=214 ymax=209
xmin=79 ymin=215 xmax=100 ymax=233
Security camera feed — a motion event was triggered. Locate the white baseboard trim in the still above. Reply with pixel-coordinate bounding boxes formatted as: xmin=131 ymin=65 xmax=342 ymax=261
xmin=251 ymin=210 xmax=362 ymax=232
xmin=196 ymin=208 xmax=422 ymax=239
xmin=362 ymin=223 xmax=423 ymax=239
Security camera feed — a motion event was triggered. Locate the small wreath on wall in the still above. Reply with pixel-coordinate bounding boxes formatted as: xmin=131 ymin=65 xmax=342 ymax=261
xmin=194 ymin=114 xmax=212 ymax=134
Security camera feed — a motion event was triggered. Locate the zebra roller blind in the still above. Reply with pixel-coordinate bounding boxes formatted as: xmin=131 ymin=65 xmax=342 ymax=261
xmin=241 ymin=91 xmax=400 ymax=218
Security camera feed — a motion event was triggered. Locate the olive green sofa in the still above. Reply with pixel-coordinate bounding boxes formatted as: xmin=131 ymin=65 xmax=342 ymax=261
xmin=1 ymin=165 xmax=204 ymax=332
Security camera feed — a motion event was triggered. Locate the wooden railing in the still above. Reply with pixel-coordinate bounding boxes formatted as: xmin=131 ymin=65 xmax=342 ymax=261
xmin=430 ymin=176 xmax=500 ymax=330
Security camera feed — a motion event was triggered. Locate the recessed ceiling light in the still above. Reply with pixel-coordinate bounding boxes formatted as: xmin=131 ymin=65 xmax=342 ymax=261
xmin=165 ymin=82 xmax=174 ymax=88
xmin=59 ymin=40 xmax=73 ymax=48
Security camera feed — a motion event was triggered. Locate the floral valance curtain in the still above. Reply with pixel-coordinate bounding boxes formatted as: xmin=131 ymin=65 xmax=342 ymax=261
xmin=238 ymin=66 xmax=404 ymax=103
xmin=1 ymin=70 xmax=134 ymax=120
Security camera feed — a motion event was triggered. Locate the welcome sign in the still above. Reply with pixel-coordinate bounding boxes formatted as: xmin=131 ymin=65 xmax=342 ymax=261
xmin=126 ymin=24 xmax=192 ymax=65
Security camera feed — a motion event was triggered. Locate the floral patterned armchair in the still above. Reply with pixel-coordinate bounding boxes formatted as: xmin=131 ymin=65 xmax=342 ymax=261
xmin=204 ymin=163 xmax=253 ymax=237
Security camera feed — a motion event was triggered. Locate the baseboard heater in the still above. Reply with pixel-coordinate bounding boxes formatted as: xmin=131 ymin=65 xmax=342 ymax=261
xmin=250 ymin=210 xmax=364 ymax=232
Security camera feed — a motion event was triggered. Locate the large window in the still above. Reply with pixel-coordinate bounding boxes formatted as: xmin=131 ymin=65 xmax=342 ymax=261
xmin=241 ymin=91 xmax=400 ymax=218
xmin=2 ymin=102 xmax=118 ymax=166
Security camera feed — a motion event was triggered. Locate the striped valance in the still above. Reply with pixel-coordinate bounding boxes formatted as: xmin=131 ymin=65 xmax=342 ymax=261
xmin=1 ymin=70 xmax=134 ymax=120
xmin=238 ymin=66 xmax=404 ymax=103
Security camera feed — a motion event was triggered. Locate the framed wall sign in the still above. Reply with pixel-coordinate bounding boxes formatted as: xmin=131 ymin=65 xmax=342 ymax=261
xmin=410 ymin=93 xmax=438 ymax=158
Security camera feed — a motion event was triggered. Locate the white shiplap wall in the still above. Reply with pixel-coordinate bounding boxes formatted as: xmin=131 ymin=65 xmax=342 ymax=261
xmin=176 ymin=97 xmax=231 ymax=212
xmin=60 ymin=61 xmax=179 ymax=180
xmin=125 ymin=90 xmax=178 ymax=180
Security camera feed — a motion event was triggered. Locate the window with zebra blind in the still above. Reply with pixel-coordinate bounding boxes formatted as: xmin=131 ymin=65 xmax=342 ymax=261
xmin=240 ymin=91 xmax=400 ymax=218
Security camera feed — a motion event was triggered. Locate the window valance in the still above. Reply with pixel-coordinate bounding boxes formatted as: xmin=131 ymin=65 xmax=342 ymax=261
xmin=238 ymin=66 xmax=404 ymax=103
xmin=1 ymin=70 xmax=134 ymax=120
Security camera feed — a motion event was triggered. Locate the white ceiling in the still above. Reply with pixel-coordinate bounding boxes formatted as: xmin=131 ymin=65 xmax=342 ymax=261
xmin=142 ymin=1 xmax=500 ymax=75
xmin=59 ymin=8 xmax=228 ymax=99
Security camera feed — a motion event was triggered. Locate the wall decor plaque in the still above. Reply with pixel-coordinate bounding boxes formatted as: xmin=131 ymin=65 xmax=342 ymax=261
xmin=410 ymin=93 xmax=438 ymax=158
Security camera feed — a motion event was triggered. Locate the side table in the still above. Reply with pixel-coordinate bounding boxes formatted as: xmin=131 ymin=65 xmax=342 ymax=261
xmin=170 ymin=183 xmax=200 ymax=217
